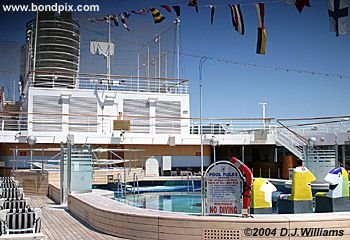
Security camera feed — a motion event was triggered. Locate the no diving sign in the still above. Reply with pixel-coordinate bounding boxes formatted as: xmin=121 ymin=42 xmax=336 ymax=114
xmin=204 ymin=161 xmax=244 ymax=215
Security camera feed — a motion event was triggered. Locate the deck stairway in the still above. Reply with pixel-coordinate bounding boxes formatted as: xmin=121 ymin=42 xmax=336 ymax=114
xmin=276 ymin=123 xmax=336 ymax=182
xmin=2 ymin=101 xmax=21 ymax=131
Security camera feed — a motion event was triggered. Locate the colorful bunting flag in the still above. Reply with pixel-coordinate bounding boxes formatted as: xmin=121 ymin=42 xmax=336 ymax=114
xmin=172 ymin=6 xmax=181 ymax=17
xmin=188 ymin=0 xmax=199 ymax=13
xmin=287 ymin=0 xmax=311 ymax=13
xmin=111 ymin=15 xmax=119 ymax=27
xmin=328 ymin=0 xmax=349 ymax=36
xmin=161 ymin=5 xmax=172 ymax=13
xmin=131 ymin=9 xmax=148 ymax=15
xmin=255 ymin=3 xmax=266 ymax=55
xmin=120 ymin=14 xmax=130 ymax=31
xmin=89 ymin=16 xmax=112 ymax=23
xmin=295 ymin=0 xmax=311 ymax=12
xmin=88 ymin=18 xmax=98 ymax=23
xmin=229 ymin=5 xmax=245 ymax=35
xmin=123 ymin=12 xmax=131 ymax=18
xmin=209 ymin=5 xmax=215 ymax=25
xmin=150 ymin=8 xmax=166 ymax=23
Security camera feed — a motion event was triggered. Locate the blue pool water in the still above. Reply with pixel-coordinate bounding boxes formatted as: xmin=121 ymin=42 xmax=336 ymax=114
xmin=115 ymin=192 xmax=202 ymax=214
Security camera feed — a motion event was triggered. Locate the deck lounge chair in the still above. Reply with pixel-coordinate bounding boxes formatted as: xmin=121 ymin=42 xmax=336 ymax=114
xmin=0 ymin=208 xmax=44 ymax=239
xmin=0 ymin=188 xmax=24 ymax=200
xmin=0 ymin=177 xmax=15 ymax=182
xmin=0 ymin=182 xmax=18 ymax=189
xmin=0 ymin=198 xmax=29 ymax=210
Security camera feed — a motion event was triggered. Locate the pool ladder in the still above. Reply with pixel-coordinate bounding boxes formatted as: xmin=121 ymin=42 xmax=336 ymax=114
xmin=115 ymin=173 xmax=124 ymax=198
xmin=132 ymin=173 xmax=140 ymax=195
xmin=187 ymin=172 xmax=195 ymax=192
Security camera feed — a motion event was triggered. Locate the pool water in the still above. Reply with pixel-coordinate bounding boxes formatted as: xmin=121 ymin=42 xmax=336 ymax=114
xmin=115 ymin=192 xmax=202 ymax=214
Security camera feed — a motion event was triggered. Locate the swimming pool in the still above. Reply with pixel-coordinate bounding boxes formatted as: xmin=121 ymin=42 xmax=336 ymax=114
xmin=115 ymin=192 xmax=202 ymax=214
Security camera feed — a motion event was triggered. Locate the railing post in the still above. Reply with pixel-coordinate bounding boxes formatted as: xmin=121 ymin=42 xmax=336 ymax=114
xmin=41 ymin=148 xmax=44 ymax=173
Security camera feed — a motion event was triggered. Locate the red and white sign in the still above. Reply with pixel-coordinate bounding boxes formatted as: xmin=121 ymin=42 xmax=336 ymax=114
xmin=205 ymin=161 xmax=243 ymax=215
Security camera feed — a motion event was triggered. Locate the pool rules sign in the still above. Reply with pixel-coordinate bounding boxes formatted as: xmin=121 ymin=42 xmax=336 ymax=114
xmin=205 ymin=161 xmax=243 ymax=215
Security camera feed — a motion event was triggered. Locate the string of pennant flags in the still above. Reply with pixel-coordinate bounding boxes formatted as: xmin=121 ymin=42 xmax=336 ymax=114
xmin=88 ymin=0 xmax=349 ymax=55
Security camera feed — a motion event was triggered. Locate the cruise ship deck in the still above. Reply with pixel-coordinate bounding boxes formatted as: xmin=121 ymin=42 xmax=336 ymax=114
xmin=28 ymin=195 xmax=123 ymax=240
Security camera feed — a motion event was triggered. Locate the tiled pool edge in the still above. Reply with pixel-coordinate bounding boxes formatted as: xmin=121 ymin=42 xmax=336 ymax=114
xmin=48 ymin=184 xmax=350 ymax=240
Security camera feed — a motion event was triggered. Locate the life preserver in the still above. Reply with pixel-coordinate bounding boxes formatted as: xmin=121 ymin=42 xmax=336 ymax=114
xmin=231 ymin=157 xmax=253 ymax=214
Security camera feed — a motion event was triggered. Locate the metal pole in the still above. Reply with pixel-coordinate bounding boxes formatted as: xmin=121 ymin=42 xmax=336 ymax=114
xmin=67 ymin=140 xmax=72 ymax=196
xmin=12 ymin=77 xmax=15 ymax=102
xmin=137 ymin=52 xmax=140 ymax=92
xmin=123 ymin=157 xmax=126 ymax=197
xmin=242 ymin=145 xmax=245 ymax=162
xmin=60 ymin=142 xmax=65 ymax=204
xmin=158 ymin=35 xmax=161 ymax=79
xmin=274 ymin=147 xmax=278 ymax=163
xmin=259 ymin=103 xmax=267 ymax=129
xmin=30 ymin=146 xmax=33 ymax=170
xmin=32 ymin=10 xmax=39 ymax=84
xmin=199 ymin=56 xmax=209 ymax=216
xmin=176 ymin=18 xmax=180 ymax=80
xmin=137 ymin=52 xmax=140 ymax=80
xmin=213 ymin=146 xmax=216 ymax=162
xmin=342 ymin=145 xmax=346 ymax=167
xmin=147 ymin=45 xmax=150 ymax=79
xmin=107 ymin=16 xmax=111 ymax=82
xmin=164 ymin=52 xmax=168 ymax=78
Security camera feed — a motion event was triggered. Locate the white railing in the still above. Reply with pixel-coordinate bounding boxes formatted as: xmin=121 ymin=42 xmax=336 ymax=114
xmin=1 ymin=112 xmax=350 ymax=143
xmin=190 ymin=119 xmax=276 ymax=135
xmin=275 ymin=129 xmax=306 ymax=160
xmin=276 ymin=117 xmax=350 ymax=135
xmin=0 ymin=115 xmax=27 ymax=131
xmin=25 ymin=72 xmax=189 ymax=95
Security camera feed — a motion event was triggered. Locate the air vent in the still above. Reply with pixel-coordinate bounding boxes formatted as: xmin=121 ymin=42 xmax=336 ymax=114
xmin=203 ymin=229 xmax=240 ymax=240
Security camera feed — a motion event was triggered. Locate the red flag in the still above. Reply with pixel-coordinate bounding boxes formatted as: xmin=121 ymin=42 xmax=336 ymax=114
xmin=256 ymin=3 xmax=266 ymax=55
xmin=295 ymin=0 xmax=311 ymax=13
xmin=161 ymin=5 xmax=172 ymax=13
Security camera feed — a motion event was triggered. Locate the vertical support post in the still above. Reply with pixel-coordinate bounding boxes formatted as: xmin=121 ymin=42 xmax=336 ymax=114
xmin=30 ymin=146 xmax=33 ymax=170
xmin=107 ymin=16 xmax=111 ymax=82
xmin=199 ymin=56 xmax=209 ymax=216
xmin=213 ymin=146 xmax=216 ymax=162
xmin=164 ymin=52 xmax=168 ymax=79
xmin=242 ymin=145 xmax=245 ymax=162
xmin=342 ymin=145 xmax=346 ymax=167
xmin=158 ymin=35 xmax=161 ymax=79
xmin=335 ymin=134 xmax=338 ymax=166
xmin=176 ymin=18 xmax=180 ymax=81
xmin=147 ymin=46 xmax=150 ymax=79
xmin=137 ymin=52 xmax=140 ymax=91
xmin=41 ymin=148 xmax=44 ymax=173
xmin=60 ymin=142 xmax=65 ymax=204
xmin=67 ymin=139 xmax=72 ymax=196
xmin=258 ymin=103 xmax=267 ymax=129
xmin=123 ymin=157 xmax=126 ymax=197
xmin=32 ymin=10 xmax=39 ymax=85
xmin=12 ymin=148 xmax=16 ymax=176
xmin=274 ymin=147 xmax=278 ymax=163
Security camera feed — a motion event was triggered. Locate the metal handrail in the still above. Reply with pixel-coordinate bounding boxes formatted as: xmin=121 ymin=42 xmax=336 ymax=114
xmin=186 ymin=172 xmax=194 ymax=192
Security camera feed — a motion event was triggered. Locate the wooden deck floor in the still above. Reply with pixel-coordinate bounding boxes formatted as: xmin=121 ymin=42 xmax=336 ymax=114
xmin=28 ymin=195 xmax=126 ymax=240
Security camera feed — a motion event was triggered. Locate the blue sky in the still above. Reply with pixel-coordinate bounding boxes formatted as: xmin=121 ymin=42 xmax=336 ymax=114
xmin=0 ymin=0 xmax=349 ymax=119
